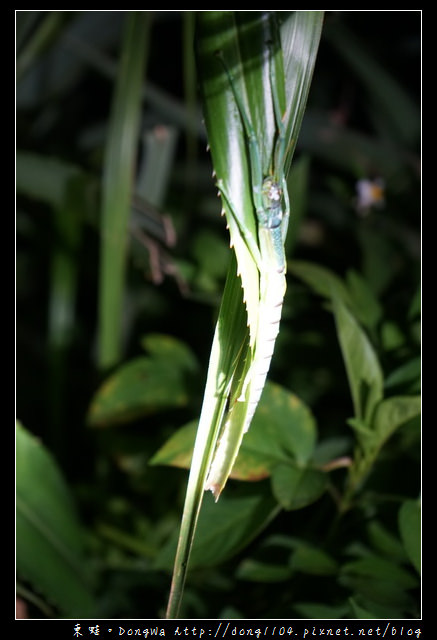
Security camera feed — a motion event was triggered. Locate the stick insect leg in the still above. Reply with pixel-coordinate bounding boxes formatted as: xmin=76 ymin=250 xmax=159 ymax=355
xmin=215 ymin=52 xmax=266 ymax=223
xmin=266 ymin=42 xmax=291 ymax=244
xmin=267 ymin=41 xmax=288 ymax=180
xmin=281 ymin=177 xmax=290 ymax=242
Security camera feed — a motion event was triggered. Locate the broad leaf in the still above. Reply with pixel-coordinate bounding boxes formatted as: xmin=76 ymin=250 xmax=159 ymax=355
xmin=88 ymin=334 xmax=198 ymax=426
xmin=398 ymin=499 xmax=421 ymax=574
xmin=289 ymin=543 xmax=338 ymax=575
xmin=289 ymin=259 xmax=352 ymax=307
xmin=271 ymin=462 xmax=327 ymax=510
xmin=236 ymin=559 xmax=292 ymax=583
xmin=150 ymin=381 xmax=319 ymax=483
xmin=372 ymin=395 xmax=421 ymax=444
xmin=16 ymin=422 xmax=94 ymax=617
xmin=155 ymin=490 xmax=278 ymax=570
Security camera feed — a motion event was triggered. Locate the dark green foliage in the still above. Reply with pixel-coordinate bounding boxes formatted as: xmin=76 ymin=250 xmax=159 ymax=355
xmin=16 ymin=11 xmax=420 ymax=619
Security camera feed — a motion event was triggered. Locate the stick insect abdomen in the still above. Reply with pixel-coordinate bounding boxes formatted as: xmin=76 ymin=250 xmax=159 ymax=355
xmin=204 ymin=262 xmax=286 ymax=500
xmin=204 ymin=36 xmax=291 ymax=500
xmin=242 ymin=259 xmax=286 ymax=434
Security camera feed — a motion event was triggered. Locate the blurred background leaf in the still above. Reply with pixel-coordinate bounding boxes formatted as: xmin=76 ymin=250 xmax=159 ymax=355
xmin=16 ymin=422 xmax=95 ymax=617
xmin=398 ymin=498 xmax=421 ymax=574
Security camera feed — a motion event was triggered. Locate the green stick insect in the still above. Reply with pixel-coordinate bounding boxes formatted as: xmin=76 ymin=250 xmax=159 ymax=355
xmin=204 ymin=45 xmax=291 ymax=499
xmin=166 ymin=12 xmax=323 ymax=618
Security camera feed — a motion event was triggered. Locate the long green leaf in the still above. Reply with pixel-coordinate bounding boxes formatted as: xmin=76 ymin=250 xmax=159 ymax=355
xmin=166 ymin=11 xmax=323 ymax=618
xmin=332 ymin=296 xmax=384 ymax=425
xmin=197 ymin=9 xmax=324 ymax=498
xmin=165 ymin=253 xmax=248 ymax=616
xmin=98 ymin=13 xmax=150 ymax=370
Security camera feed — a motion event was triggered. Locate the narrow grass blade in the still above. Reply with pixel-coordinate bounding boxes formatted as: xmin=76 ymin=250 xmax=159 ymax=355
xmin=165 ymin=253 xmax=248 ymax=618
xmin=98 ymin=13 xmax=150 ymax=370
